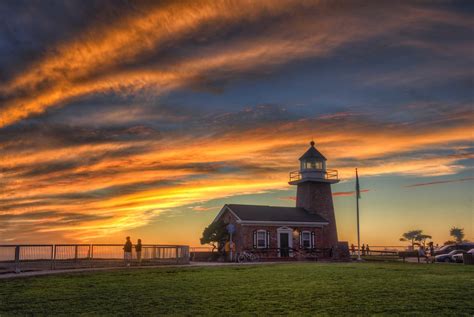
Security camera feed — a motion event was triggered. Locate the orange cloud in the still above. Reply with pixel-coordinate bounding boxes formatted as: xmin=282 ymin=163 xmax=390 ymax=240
xmin=1 ymin=2 xmax=469 ymax=127
xmin=404 ymin=177 xmax=474 ymax=188
xmin=279 ymin=196 xmax=296 ymax=201
xmin=2 ymin=109 xmax=472 ymax=242
xmin=191 ymin=206 xmax=219 ymax=212
xmin=0 ymin=0 xmax=299 ymax=126
xmin=333 ymin=189 xmax=370 ymax=197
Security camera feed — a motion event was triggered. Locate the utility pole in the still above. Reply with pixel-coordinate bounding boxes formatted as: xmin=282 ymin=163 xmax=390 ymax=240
xmin=356 ymin=168 xmax=361 ymax=261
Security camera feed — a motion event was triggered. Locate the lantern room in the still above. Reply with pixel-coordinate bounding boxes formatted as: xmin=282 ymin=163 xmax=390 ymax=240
xmin=288 ymin=140 xmax=339 ymax=184
xmin=300 ymin=140 xmax=326 ymax=171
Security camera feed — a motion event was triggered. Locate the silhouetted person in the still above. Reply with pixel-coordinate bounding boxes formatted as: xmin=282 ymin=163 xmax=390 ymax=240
xmin=428 ymin=242 xmax=434 ymax=256
xmin=123 ymin=236 xmax=132 ymax=267
xmin=135 ymin=239 xmax=143 ymax=265
xmin=428 ymin=242 xmax=435 ymax=263
xmin=418 ymin=245 xmax=429 ymax=263
xmin=350 ymin=244 xmax=355 ymax=255
xmin=366 ymin=244 xmax=370 ymax=255
xmin=361 ymin=244 xmax=366 ymax=256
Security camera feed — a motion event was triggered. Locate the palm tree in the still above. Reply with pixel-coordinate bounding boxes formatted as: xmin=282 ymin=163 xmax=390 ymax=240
xmin=450 ymin=227 xmax=465 ymax=243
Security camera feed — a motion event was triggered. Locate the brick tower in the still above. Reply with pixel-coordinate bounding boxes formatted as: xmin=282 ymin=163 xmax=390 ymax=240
xmin=289 ymin=141 xmax=339 ymax=249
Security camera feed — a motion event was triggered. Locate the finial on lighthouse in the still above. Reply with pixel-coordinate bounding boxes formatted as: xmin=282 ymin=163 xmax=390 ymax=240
xmin=310 ymin=140 xmax=315 ymax=147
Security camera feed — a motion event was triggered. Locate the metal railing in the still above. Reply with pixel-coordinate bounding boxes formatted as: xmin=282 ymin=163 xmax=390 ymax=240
xmin=289 ymin=169 xmax=339 ymax=182
xmin=190 ymin=246 xmax=214 ymax=252
xmin=0 ymin=244 xmax=190 ymax=274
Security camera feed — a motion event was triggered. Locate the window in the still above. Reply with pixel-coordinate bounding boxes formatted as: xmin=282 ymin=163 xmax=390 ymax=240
xmin=304 ymin=160 xmax=323 ymax=170
xmin=301 ymin=231 xmax=311 ymax=248
xmin=257 ymin=230 xmax=267 ymax=248
xmin=253 ymin=230 xmax=270 ymax=249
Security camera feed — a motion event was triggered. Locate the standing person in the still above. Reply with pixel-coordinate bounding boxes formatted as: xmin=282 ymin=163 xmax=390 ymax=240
xmin=428 ymin=242 xmax=435 ymax=263
xmin=135 ymin=239 xmax=143 ymax=265
xmin=123 ymin=236 xmax=132 ymax=267
xmin=361 ymin=244 xmax=366 ymax=256
xmin=428 ymin=242 xmax=435 ymax=256
xmin=350 ymin=244 xmax=355 ymax=255
xmin=366 ymin=244 xmax=370 ymax=256
xmin=418 ymin=245 xmax=429 ymax=263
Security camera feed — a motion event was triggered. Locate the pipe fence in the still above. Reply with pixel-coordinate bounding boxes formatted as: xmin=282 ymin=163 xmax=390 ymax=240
xmin=0 ymin=244 xmax=189 ymax=274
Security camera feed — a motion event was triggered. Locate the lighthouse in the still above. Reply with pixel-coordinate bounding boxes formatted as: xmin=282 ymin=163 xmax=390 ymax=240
xmin=210 ymin=140 xmax=347 ymax=260
xmin=289 ymin=141 xmax=339 ymax=249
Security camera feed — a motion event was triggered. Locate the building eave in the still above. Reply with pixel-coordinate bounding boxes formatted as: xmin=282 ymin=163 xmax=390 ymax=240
xmin=212 ymin=204 xmax=242 ymax=223
xmin=238 ymin=220 xmax=328 ymax=227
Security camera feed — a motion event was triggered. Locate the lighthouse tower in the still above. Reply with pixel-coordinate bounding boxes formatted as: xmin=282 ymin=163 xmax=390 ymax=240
xmin=289 ymin=141 xmax=339 ymax=249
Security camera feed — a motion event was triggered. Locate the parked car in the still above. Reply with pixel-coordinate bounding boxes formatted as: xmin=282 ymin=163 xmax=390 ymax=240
xmin=434 ymin=243 xmax=474 ymax=256
xmin=452 ymin=248 xmax=474 ymax=263
xmin=435 ymin=250 xmax=465 ymax=263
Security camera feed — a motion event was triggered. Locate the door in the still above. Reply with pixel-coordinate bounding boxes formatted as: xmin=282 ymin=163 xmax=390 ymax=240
xmin=279 ymin=233 xmax=290 ymax=257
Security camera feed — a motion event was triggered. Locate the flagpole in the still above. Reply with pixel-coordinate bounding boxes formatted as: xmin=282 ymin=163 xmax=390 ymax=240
xmin=356 ymin=168 xmax=361 ymax=261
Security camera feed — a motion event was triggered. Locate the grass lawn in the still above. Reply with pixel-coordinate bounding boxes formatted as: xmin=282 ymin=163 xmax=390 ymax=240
xmin=1 ymin=262 xmax=473 ymax=316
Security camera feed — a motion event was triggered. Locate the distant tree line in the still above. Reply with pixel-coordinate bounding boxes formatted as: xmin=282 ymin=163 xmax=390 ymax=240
xmin=400 ymin=226 xmax=466 ymax=247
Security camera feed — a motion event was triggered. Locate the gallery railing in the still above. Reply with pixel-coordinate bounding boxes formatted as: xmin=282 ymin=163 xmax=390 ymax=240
xmin=289 ymin=169 xmax=339 ymax=182
xmin=0 ymin=244 xmax=190 ymax=274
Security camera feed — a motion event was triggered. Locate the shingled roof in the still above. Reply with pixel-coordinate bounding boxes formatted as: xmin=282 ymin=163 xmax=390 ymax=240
xmin=299 ymin=141 xmax=327 ymax=161
xmin=216 ymin=204 xmax=328 ymax=224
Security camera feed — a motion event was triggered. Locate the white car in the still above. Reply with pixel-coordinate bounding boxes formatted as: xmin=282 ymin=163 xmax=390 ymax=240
xmin=451 ymin=248 xmax=474 ymax=263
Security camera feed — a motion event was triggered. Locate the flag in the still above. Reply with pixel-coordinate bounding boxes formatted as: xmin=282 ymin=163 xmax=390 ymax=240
xmin=356 ymin=168 xmax=361 ymax=199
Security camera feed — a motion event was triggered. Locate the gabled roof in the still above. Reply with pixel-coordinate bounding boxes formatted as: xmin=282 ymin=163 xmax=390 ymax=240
xmin=299 ymin=141 xmax=327 ymax=161
xmin=214 ymin=204 xmax=329 ymax=224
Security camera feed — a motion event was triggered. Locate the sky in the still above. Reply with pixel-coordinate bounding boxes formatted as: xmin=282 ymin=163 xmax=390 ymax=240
xmin=0 ymin=0 xmax=472 ymax=247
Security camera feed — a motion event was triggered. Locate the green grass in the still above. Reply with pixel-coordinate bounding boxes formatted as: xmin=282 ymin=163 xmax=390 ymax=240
xmin=351 ymin=255 xmax=401 ymax=262
xmin=1 ymin=262 xmax=473 ymax=316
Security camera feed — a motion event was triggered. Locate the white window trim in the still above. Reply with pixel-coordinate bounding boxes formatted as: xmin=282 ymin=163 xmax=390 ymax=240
xmin=256 ymin=230 xmax=267 ymax=249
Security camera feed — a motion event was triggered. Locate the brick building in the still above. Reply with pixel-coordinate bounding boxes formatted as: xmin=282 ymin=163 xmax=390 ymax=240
xmin=211 ymin=141 xmax=348 ymax=259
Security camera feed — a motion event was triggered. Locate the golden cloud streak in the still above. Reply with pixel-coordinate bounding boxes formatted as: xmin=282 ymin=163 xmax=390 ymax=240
xmin=1 ymin=2 xmax=467 ymax=127
xmin=2 ymin=110 xmax=472 ymax=242
xmin=0 ymin=0 xmax=304 ymax=126
xmin=3 ymin=1 xmax=300 ymax=92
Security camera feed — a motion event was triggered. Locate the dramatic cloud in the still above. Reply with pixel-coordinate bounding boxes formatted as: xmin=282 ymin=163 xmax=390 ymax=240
xmin=0 ymin=1 xmax=472 ymax=243
xmin=2 ymin=105 xmax=471 ymax=241
xmin=1 ymin=1 xmax=471 ymax=126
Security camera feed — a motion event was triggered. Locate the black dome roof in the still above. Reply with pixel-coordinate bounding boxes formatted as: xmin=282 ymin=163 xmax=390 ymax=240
xmin=298 ymin=141 xmax=327 ymax=161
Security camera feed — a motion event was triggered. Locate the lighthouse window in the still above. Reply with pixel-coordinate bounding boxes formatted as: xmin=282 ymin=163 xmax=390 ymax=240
xmin=301 ymin=231 xmax=311 ymax=248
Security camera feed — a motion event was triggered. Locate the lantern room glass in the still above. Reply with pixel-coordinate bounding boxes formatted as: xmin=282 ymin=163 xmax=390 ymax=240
xmin=301 ymin=158 xmax=324 ymax=170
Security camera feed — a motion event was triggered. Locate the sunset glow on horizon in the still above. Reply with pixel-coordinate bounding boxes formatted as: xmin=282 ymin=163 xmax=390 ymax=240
xmin=1 ymin=1 xmax=472 ymax=246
